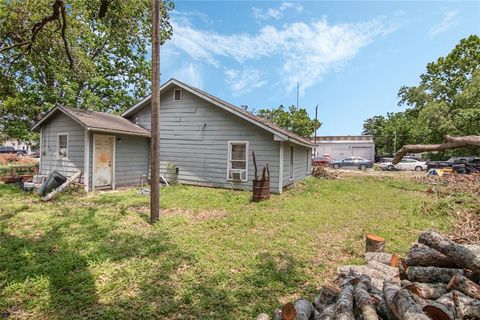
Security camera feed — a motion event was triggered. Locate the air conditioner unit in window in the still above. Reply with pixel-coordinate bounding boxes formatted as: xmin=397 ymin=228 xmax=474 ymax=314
xmin=230 ymin=169 xmax=245 ymax=181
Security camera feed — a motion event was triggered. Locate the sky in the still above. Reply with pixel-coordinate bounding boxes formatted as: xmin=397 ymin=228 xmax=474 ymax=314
xmin=159 ymin=1 xmax=480 ymax=135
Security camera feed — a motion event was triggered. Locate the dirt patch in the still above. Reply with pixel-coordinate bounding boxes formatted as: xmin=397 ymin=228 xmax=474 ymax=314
xmin=130 ymin=206 xmax=230 ymax=221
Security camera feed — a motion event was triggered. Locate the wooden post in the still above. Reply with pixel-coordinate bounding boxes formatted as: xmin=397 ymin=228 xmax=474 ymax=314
xmin=150 ymin=0 xmax=160 ymax=223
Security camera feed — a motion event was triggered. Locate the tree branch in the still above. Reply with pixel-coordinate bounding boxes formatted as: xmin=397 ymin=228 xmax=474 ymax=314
xmin=59 ymin=2 xmax=73 ymax=69
xmin=392 ymin=135 xmax=480 ymax=164
xmin=98 ymin=0 xmax=113 ymax=19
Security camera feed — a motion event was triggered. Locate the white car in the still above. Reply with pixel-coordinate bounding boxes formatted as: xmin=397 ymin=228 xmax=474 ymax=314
xmin=392 ymin=159 xmax=427 ymax=171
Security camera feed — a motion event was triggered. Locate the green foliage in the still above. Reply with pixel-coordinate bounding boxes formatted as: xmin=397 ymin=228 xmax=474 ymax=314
xmin=0 ymin=0 xmax=174 ymax=142
xmin=256 ymin=105 xmax=321 ymax=137
xmin=363 ymin=35 xmax=480 ymax=157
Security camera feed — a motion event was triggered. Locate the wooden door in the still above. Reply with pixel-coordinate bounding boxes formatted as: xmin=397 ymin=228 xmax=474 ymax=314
xmin=94 ymin=135 xmax=114 ymax=188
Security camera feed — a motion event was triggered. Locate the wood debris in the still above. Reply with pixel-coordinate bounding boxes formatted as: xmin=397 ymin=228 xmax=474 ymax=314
xmin=312 ymin=166 xmax=339 ymax=180
xmin=258 ymin=230 xmax=480 ymax=319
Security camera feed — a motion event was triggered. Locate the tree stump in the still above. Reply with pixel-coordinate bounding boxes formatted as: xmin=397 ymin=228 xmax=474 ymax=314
xmin=281 ymin=303 xmax=296 ymax=320
xmin=366 ymin=234 xmax=385 ymax=253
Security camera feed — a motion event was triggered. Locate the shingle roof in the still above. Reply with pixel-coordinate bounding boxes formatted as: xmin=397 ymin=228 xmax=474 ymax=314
xmin=122 ymin=78 xmax=314 ymax=147
xmin=32 ymin=106 xmax=150 ymax=137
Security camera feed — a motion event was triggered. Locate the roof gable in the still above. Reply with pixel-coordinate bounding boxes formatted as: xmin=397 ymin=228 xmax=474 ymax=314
xmin=122 ymin=78 xmax=314 ymax=147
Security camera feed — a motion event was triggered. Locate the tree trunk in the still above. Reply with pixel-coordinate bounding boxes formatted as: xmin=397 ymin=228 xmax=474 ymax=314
xmin=407 ymin=266 xmax=464 ymax=284
xmin=383 ymin=281 xmax=430 ymax=320
xmin=366 ymin=234 xmax=385 ymax=252
xmin=337 ymin=265 xmax=396 ymax=282
xmin=294 ymin=299 xmax=315 ymax=320
xmin=418 ymin=230 xmax=480 ymax=271
xmin=406 ymin=243 xmax=459 ymax=268
xmin=401 ymin=280 xmax=447 ymax=299
xmin=392 ymin=135 xmax=480 ymax=164
xmin=335 ymin=284 xmax=355 ymax=320
xmin=422 ymin=301 xmax=455 ymax=320
xmin=447 ymin=273 xmax=480 ymax=300
xmin=354 ymin=282 xmax=379 ymax=320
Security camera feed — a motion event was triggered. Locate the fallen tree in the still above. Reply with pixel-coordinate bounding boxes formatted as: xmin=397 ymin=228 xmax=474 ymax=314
xmin=392 ymin=135 xmax=480 ymax=164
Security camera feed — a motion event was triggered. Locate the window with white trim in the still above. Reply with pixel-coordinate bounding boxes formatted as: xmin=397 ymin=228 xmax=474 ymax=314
xmin=58 ymin=134 xmax=68 ymax=159
xmin=173 ymin=88 xmax=182 ymax=101
xmin=227 ymin=141 xmax=248 ymax=181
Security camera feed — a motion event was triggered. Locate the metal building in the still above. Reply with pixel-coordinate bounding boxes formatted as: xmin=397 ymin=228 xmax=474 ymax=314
xmin=312 ymin=135 xmax=375 ymax=161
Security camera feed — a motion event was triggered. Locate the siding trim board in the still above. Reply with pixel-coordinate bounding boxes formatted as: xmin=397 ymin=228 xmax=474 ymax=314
xmin=84 ymin=130 xmax=90 ymax=191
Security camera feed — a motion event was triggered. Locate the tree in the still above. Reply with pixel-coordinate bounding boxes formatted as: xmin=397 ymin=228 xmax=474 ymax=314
xmin=363 ymin=35 xmax=480 ymax=158
xmin=0 ymin=0 xmax=174 ymax=142
xmin=256 ymin=105 xmax=321 ymax=138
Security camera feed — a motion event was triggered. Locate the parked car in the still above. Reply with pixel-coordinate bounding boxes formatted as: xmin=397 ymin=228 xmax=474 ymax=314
xmin=0 ymin=146 xmax=28 ymax=156
xmin=330 ymin=157 xmax=374 ymax=170
xmin=312 ymin=154 xmax=333 ymax=166
xmin=393 ymin=158 xmax=427 ymax=171
xmin=427 ymin=157 xmax=480 ymax=171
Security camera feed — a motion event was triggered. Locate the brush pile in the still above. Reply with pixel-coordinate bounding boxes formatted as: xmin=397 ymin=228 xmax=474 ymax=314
xmin=414 ymin=173 xmax=480 ymax=196
xmin=312 ymin=166 xmax=339 ymax=180
xmin=0 ymin=154 xmax=36 ymax=165
xmin=258 ymin=230 xmax=480 ymax=320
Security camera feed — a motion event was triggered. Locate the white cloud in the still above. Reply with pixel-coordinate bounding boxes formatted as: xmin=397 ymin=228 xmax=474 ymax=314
xmin=429 ymin=10 xmax=459 ymax=38
xmin=169 ymin=16 xmax=396 ymax=94
xmin=252 ymin=2 xmax=304 ymax=21
xmin=172 ymin=63 xmax=203 ymax=88
xmin=224 ymin=68 xmax=268 ymax=96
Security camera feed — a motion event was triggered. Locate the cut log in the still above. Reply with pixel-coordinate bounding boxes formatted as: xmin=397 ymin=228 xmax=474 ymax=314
xmin=406 ymin=243 xmax=459 ymax=268
xmin=335 ymin=284 xmax=355 ymax=320
xmin=42 ymin=170 xmax=82 ymax=201
xmin=402 ymin=281 xmax=447 ymax=299
xmin=365 ymin=252 xmax=399 ymax=267
xmin=313 ymin=285 xmax=339 ymax=313
xmin=367 ymin=260 xmax=399 ymax=280
xmin=383 ymin=281 xmax=430 ymax=320
xmin=317 ymin=304 xmax=335 ymax=320
xmin=294 ymin=299 xmax=314 ymax=320
xmin=273 ymin=309 xmax=282 ymax=320
xmin=354 ymin=282 xmax=379 ymax=320
xmin=399 ymin=258 xmax=408 ymax=280
xmin=281 ymin=303 xmax=296 ymax=320
xmin=422 ymin=301 xmax=455 ymax=320
xmin=407 ymin=266 xmax=464 ymax=284
xmin=376 ymin=296 xmax=397 ymax=320
xmin=392 ymin=135 xmax=480 ymax=164
xmin=447 ymin=273 xmax=480 ymax=299
xmin=337 ymin=265 xmax=396 ymax=282
xmin=366 ymin=234 xmax=385 ymax=253
xmin=452 ymin=290 xmax=480 ymax=319
xmin=418 ymin=230 xmax=480 ymax=271
xmin=359 ymin=274 xmax=372 ymax=292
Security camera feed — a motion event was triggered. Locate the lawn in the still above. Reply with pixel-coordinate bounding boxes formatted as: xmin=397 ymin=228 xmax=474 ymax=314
xmin=0 ymin=176 xmax=460 ymax=319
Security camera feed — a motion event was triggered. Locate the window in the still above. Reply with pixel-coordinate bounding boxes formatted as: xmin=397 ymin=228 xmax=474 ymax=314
xmin=58 ymin=134 xmax=68 ymax=159
xmin=227 ymin=141 xmax=248 ymax=181
xmin=173 ymin=89 xmax=182 ymax=101
xmin=289 ymin=145 xmax=294 ymax=179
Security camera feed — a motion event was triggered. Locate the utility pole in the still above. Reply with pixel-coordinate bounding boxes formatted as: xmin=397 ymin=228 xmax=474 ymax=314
xmin=150 ymin=0 xmax=160 ymax=223
xmin=314 ymin=104 xmax=318 ymax=144
xmin=393 ymin=131 xmax=397 ymax=155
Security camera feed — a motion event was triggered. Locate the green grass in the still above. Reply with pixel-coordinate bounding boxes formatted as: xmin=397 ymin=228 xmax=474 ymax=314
xmin=0 ymin=176 xmax=457 ymax=319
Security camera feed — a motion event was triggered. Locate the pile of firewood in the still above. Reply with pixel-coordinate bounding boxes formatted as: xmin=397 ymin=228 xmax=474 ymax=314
xmin=312 ymin=166 xmax=339 ymax=180
xmin=258 ymin=231 xmax=480 ymax=320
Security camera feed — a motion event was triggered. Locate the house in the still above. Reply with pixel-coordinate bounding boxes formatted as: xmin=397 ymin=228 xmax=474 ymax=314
xmin=312 ymin=135 xmax=375 ymax=160
xmin=32 ymin=79 xmax=314 ymax=193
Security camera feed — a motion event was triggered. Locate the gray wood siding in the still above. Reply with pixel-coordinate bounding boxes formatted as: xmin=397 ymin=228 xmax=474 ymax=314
xmin=129 ymin=87 xmax=281 ymax=193
xmin=282 ymin=142 xmax=311 ymax=187
xmin=39 ymin=112 xmax=85 ymax=179
xmin=114 ymin=134 xmax=149 ymax=187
